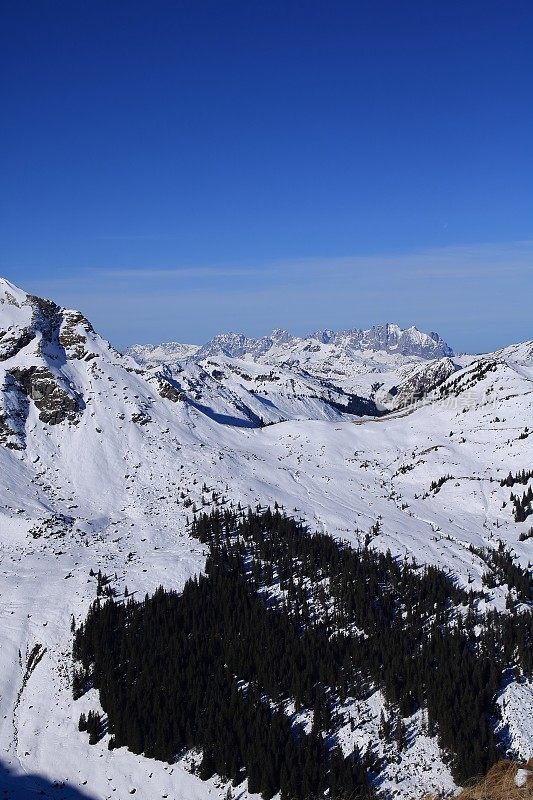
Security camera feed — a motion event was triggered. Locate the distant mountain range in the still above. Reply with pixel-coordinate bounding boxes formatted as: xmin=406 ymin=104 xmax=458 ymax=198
xmin=125 ymin=323 xmax=458 ymax=421
xmin=127 ymin=322 xmax=453 ymax=367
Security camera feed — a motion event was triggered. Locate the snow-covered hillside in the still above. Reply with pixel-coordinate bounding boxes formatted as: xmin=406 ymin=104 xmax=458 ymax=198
xmin=0 ymin=277 xmax=531 ymax=800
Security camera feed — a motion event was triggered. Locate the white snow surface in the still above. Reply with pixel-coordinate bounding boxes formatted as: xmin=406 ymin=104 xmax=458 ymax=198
xmin=496 ymin=678 xmax=533 ymax=761
xmin=0 ymin=277 xmax=532 ymax=799
xmin=336 ymin=690 xmax=457 ymax=798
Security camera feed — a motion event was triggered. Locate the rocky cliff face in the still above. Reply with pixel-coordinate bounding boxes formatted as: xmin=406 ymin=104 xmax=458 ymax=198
xmin=8 ymin=366 xmax=83 ymax=425
xmin=59 ymin=310 xmax=98 ymax=360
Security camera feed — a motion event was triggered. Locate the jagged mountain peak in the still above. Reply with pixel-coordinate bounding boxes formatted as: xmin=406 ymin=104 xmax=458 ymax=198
xmin=348 ymin=322 xmax=453 ymax=358
xmin=310 ymin=329 xmax=336 ymax=343
xmin=268 ymin=327 xmax=292 ymax=344
xmin=0 ymin=275 xmax=29 ymax=303
xmin=189 ymin=322 xmax=454 ymax=361
xmin=128 ymin=322 xmax=453 ymax=367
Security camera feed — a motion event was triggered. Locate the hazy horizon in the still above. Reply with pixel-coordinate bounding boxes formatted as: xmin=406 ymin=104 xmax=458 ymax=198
xmin=5 ymin=237 xmax=531 ymax=354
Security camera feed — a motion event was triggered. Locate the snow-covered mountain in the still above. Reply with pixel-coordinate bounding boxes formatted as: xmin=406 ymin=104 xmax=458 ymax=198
xmin=127 ymin=340 xmax=201 ymax=366
xmin=128 ymin=323 xmax=453 ymax=369
xmin=0 ymin=276 xmax=532 ymax=800
xmin=189 ymin=323 xmax=453 ymax=361
xmin=127 ymin=323 xmax=457 ymax=419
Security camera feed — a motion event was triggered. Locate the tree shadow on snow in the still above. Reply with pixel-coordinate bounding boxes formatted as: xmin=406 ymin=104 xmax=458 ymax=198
xmin=0 ymin=760 xmax=96 ymax=799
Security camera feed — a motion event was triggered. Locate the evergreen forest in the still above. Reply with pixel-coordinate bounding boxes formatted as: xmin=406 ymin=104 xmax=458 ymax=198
xmin=72 ymin=506 xmax=533 ymax=799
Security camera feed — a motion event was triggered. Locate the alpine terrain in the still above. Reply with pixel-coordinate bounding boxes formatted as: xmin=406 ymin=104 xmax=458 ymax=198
xmin=0 ymin=276 xmax=531 ymax=800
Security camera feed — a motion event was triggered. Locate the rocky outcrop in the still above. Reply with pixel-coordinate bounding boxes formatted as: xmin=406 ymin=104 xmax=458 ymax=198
xmin=0 ymin=293 xmax=62 ymax=363
xmin=0 ymin=326 xmax=35 ymax=361
xmin=59 ymin=310 xmax=96 ymax=360
xmin=27 ymin=296 xmax=64 ymax=359
xmin=9 ymin=366 xmax=82 ymax=425
xmin=0 ymin=373 xmax=29 ymax=449
xmin=0 ymin=284 xmax=35 ymax=361
xmin=156 ymin=376 xmax=185 ymax=403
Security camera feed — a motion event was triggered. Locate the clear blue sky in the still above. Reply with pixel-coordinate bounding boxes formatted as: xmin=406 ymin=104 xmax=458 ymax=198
xmin=1 ymin=0 xmax=532 ymax=352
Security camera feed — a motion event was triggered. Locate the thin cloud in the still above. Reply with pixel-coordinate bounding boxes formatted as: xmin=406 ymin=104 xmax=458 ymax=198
xmin=96 ymin=267 xmax=267 ymax=279
xmin=19 ymin=239 xmax=533 ymax=290
xmin=270 ymin=240 xmax=533 ymax=281
xmin=95 ymin=233 xmax=179 ymax=241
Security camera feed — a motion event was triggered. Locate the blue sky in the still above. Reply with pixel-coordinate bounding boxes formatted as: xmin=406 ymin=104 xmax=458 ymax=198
xmin=1 ymin=1 xmax=532 ymax=352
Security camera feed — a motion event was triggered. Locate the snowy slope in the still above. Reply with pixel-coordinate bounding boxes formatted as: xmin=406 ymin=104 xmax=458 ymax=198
xmin=0 ymin=277 xmax=532 ymax=800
